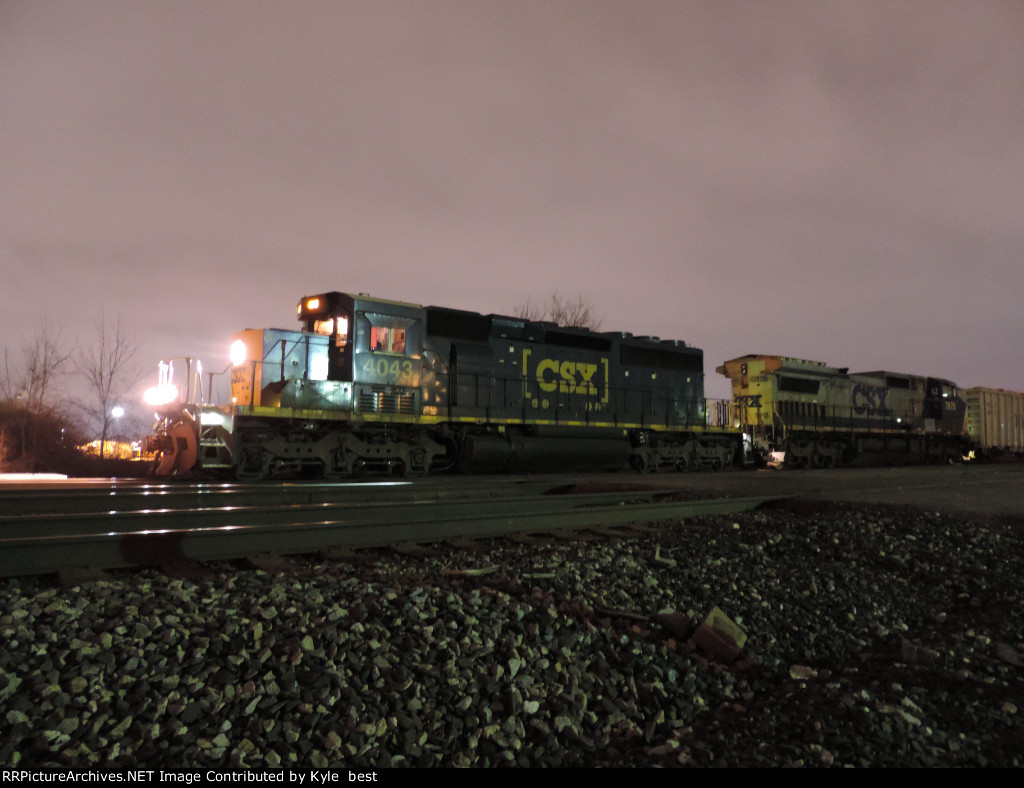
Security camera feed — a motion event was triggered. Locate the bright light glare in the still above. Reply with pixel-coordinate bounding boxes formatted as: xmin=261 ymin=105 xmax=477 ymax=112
xmin=230 ymin=339 xmax=247 ymax=367
xmin=0 ymin=473 xmax=69 ymax=481
xmin=309 ymin=354 xmax=329 ymax=381
xmin=144 ymin=384 xmax=179 ymax=406
xmin=144 ymin=360 xmax=180 ymax=406
xmin=111 ymin=406 xmax=125 ymax=419
xmin=200 ymin=411 xmax=226 ymax=427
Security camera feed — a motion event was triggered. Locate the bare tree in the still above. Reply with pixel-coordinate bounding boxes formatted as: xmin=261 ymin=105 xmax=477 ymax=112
xmin=77 ymin=313 xmax=144 ymax=459
xmin=22 ymin=324 xmax=74 ymax=411
xmin=513 ymin=293 xmax=603 ymax=330
xmin=0 ymin=323 xmax=75 ymax=471
xmin=1 ymin=322 xmax=74 ymax=408
xmin=0 ymin=346 xmax=14 ymax=403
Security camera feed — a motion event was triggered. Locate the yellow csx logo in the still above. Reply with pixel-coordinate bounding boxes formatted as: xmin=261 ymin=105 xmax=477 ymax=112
xmin=536 ymin=359 xmax=599 ymax=395
xmin=524 ymin=351 xmax=610 ymax=403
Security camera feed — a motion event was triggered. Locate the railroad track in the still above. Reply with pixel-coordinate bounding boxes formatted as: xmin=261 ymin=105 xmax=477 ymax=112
xmin=0 ymin=478 xmax=775 ymax=579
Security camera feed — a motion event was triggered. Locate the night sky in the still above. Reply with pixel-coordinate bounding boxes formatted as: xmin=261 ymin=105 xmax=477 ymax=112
xmin=3 ymin=0 xmax=1022 ymax=404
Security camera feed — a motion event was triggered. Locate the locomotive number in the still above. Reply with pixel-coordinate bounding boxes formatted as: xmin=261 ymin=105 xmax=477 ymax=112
xmin=362 ymin=357 xmax=414 ymax=381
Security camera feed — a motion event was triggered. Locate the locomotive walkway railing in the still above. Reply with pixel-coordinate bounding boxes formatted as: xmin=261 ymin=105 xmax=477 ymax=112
xmin=154 ymin=350 xmax=737 ymax=433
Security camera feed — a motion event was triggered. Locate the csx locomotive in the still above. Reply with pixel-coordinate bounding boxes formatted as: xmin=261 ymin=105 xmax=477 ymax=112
xmin=145 ymin=291 xmax=1021 ymax=477
xmin=717 ymin=355 xmax=970 ymax=467
xmin=145 ymin=291 xmax=737 ymax=478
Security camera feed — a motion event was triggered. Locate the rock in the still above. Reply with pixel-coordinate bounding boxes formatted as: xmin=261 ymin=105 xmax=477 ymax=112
xmin=109 ymin=717 xmax=132 ymax=738
xmin=651 ymin=611 xmax=695 ymax=639
xmin=179 ymin=702 xmax=204 ymax=724
xmin=900 ymin=638 xmax=937 ymax=664
xmin=1 ymin=500 xmax=1022 ymax=768
xmin=7 ymin=710 xmax=30 ymax=725
xmin=995 ymin=642 xmax=1023 ymax=667
xmin=68 ymin=677 xmax=88 ymax=694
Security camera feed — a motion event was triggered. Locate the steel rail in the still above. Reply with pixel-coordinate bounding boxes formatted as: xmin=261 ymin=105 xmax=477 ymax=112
xmin=0 ymin=476 xmax=673 ymax=515
xmin=0 ymin=489 xmax=774 ymax=578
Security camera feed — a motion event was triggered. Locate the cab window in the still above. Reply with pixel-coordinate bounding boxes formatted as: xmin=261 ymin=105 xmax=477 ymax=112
xmin=371 ymin=326 xmax=406 ymax=354
xmin=314 ymin=316 xmax=349 ymax=349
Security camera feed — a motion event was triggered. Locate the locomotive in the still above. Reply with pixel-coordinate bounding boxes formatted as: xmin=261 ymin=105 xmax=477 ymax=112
xmin=144 ymin=291 xmax=738 ymax=478
xmin=144 ymin=290 xmax=1021 ymax=477
xmin=716 ymin=355 xmax=970 ymax=467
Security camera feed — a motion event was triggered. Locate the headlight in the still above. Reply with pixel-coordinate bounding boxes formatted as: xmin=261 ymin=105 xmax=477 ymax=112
xmin=230 ymin=339 xmax=247 ymax=367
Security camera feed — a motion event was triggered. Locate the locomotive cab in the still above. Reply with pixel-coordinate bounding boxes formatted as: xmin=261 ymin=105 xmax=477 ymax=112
xmin=229 ymin=292 xmax=428 ymax=412
xmin=298 ymin=292 xmax=354 ymax=383
xmin=296 ymin=292 xmax=426 ymax=417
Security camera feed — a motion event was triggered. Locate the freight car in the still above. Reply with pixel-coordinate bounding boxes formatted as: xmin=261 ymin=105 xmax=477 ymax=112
xmin=964 ymin=387 xmax=1024 ymax=459
xmin=716 ymin=354 xmax=970 ymax=467
xmin=145 ymin=291 xmax=739 ymax=478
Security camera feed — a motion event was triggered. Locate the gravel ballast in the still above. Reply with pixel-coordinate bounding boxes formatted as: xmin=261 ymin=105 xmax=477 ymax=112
xmin=1 ymin=499 xmax=1022 ymax=768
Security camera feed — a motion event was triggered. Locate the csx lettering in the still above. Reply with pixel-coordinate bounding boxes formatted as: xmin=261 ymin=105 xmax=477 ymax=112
xmin=852 ymin=384 xmax=888 ymax=415
xmin=536 ymin=359 xmax=599 ymax=395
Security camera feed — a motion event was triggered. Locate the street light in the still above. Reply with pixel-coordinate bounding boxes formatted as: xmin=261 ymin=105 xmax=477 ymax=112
xmin=101 ymin=405 xmax=126 ymax=459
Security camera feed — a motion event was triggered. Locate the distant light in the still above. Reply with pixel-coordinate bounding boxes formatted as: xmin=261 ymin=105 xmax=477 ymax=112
xmin=307 ymin=297 xmax=320 ymax=310
xmin=111 ymin=406 xmax=125 ymax=419
xmin=230 ymin=339 xmax=247 ymax=367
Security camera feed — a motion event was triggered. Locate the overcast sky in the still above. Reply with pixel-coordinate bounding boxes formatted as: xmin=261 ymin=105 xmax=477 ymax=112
xmin=2 ymin=0 xmax=1022 ymax=403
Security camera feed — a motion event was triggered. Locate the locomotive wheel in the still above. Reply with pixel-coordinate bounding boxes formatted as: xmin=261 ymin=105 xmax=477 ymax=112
xmin=401 ymin=448 xmax=429 ymax=477
xmin=235 ymin=446 xmax=272 ymax=480
xmin=323 ymin=447 xmax=353 ymax=479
